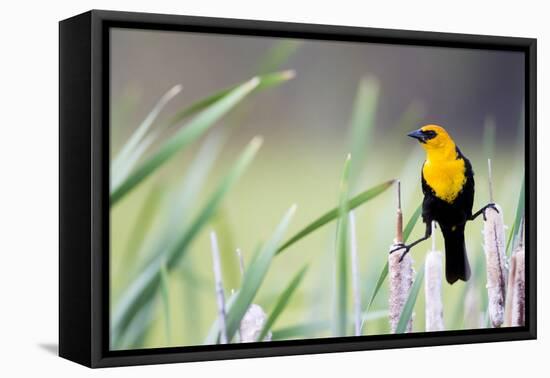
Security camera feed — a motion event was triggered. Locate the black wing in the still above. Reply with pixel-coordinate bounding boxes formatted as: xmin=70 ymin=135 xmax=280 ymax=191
xmin=455 ymin=146 xmax=475 ymax=219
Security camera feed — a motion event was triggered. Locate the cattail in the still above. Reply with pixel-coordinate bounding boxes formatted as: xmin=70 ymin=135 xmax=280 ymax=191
xmin=425 ymin=222 xmax=444 ymax=331
xmin=239 ymin=304 xmax=272 ymax=342
xmin=235 ymin=248 xmax=272 ymax=342
xmin=483 ymin=160 xmax=507 ymax=328
xmin=511 ymin=246 xmax=525 ymax=326
xmin=210 ymin=231 xmax=228 ymax=343
xmin=389 ymin=181 xmax=414 ymax=333
xmin=504 ymin=217 xmax=525 ymax=327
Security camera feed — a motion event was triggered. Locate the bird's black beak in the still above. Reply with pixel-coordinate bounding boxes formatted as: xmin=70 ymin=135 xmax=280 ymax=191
xmin=408 ymin=129 xmax=427 ymax=143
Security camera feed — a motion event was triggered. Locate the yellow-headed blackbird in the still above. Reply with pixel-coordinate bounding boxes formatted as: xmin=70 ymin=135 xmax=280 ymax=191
xmin=392 ymin=125 xmax=497 ymax=284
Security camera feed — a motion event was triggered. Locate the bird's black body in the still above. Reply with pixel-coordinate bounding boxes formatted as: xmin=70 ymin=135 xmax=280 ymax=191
xmin=421 ymin=146 xmax=475 ymax=284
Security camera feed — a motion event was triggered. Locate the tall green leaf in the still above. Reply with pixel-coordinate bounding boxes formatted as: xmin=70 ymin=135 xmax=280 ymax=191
xmin=334 ymin=155 xmax=352 ymax=336
xmin=159 ymin=260 xmax=172 ymax=344
xmin=348 ymin=76 xmax=379 ymax=188
xmin=205 ymin=205 xmax=297 ymax=344
xmin=111 ymin=85 xmax=182 ymax=191
xmin=277 ymin=180 xmax=395 ymax=254
xmin=257 ymin=41 xmax=301 ymax=74
xmin=111 ymin=137 xmax=263 ymax=347
xmin=110 ymin=78 xmax=260 ymax=205
xmin=117 ymin=187 xmax=163 ymax=277
xmin=395 ymin=265 xmax=425 ymax=333
xmin=165 ymin=70 xmax=295 ymax=128
xmin=257 ymin=265 xmax=308 ymax=341
xmin=506 ymin=178 xmax=525 ymax=255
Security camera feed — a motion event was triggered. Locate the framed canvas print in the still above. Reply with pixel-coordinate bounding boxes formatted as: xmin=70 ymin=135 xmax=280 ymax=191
xmin=59 ymin=10 xmax=536 ymax=368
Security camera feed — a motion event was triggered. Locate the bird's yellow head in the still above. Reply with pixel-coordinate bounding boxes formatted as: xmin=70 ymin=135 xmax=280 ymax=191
xmin=407 ymin=124 xmax=456 ymax=157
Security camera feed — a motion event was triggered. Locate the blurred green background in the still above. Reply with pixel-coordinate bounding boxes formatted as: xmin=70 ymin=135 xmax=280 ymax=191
xmin=109 ymin=28 xmax=525 ymax=350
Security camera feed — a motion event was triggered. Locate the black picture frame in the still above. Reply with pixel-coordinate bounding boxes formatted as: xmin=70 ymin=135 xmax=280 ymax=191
xmin=59 ymin=9 xmax=537 ymax=368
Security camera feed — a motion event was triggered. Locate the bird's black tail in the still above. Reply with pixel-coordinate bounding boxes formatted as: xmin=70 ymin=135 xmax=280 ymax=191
xmin=441 ymin=224 xmax=471 ymax=284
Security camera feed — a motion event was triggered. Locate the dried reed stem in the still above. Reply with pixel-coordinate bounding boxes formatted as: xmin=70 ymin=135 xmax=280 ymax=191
xmin=233 ymin=248 xmax=272 ymax=341
xmin=503 ymin=251 xmax=516 ymax=327
xmin=210 ymin=231 xmax=228 ymax=343
xmin=389 ymin=182 xmax=413 ymax=333
xmin=396 ymin=181 xmax=403 ymax=243
xmin=349 ymin=211 xmax=362 ymax=336
xmin=504 ymin=217 xmax=525 ymax=327
xmin=487 ymin=159 xmax=494 ymax=203
xmin=483 ymin=205 xmax=507 ymax=327
xmin=239 ymin=304 xmax=272 ymax=342
xmin=425 ymin=222 xmax=444 ymax=331
xmin=511 ymin=246 xmax=525 ymax=326
xmin=482 ymin=159 xmax=507 ymax=327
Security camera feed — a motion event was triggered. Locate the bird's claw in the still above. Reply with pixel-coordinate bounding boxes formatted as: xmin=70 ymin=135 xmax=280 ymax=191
xmin=389 ymin=243 xmax=411 ymax=263
xmin=482 ymin=203 xmax=499 ymax=221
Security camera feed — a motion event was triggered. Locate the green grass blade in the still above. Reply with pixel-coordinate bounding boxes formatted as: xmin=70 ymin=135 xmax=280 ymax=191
xmin=166 ymin=71 xmax=295 ymax=128
xmin=257 ymin=41 xmax=301 ymax=74
xmin=364 ymin=263 xmax=389 ymax=317
xmin=219 ymin=205 xmax=297 ymax=343
xmin=113 ymin=300 xmax=155 ymax=349
xmin=118 ymin=187 xmax=162 ymax=276
xmin=257 ymin=265 xmax=308 ymax=341
xmin=403 ymin=204 xmax=423 ymax=243
xmin=348 ymin=77 xmax=379 ymax=188
xmin=165 ymin=136 xmax=263 ymax=269
xmin=395 ymin=265 xmax=425 ymax=334
xmin=334 ymin=155 xmax=352 ymax=336
xmin=277 ymin=179 xmax=395 ymax=254
xmin=506 ymin=177 xmax=525 ymax=255
xmin=170 ymin=131 xmax=226 ymax=221
xmin=110 ymin=77 xmax=260 ymax=205
xmin=131 ymin=131 xmax=226 ymax=277
xmin=363 ymin=204 xmax=422 ymax=317
xmin=111 ymin=137 xmax=262 ymax=345
xmin=111 ymin=85 xmax=182 ymax=190
xmin=159 ymin=260 xmax=172 ymax=344
xmin=226 ymin=205 xmax=297 ymax=340
xmin=112 ymin=131 xmax=160 ymax=192
xmin=360 ymin=309 xmax=389 ymax=325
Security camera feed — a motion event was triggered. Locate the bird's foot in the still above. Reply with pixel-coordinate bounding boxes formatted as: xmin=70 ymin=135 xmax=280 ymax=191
xmin=481 ymin=203 xmax=499 ymax=221
xmin=389 ymin=243 xmax=411 ymax=263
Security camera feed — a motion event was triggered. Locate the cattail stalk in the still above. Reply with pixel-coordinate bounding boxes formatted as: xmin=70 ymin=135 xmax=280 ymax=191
xmin=389 ymin=181 xmax=414 ymax=333
xmin=511 ymin=246 xmax=525 ymax=326
xmin=349 ymin=211 xmax=362 ymax=336
xmin=483 ymin=160 xmax=507 ymax=327
xmin=425 ymin=222 xmax=444 ymax=331
xmin=234 ymin=248 xmax=272 ymax=342
xmin=210 ymin=231 xmax=228 ymax=344
xmin=504 ymin=217 xmax=525 ymax=326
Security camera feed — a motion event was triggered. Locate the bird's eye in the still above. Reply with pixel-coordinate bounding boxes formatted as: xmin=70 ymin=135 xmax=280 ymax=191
xmin=423 ymin=130 xmax=437 ymax=140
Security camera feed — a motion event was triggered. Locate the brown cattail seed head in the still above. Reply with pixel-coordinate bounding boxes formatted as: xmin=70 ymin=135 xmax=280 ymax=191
xmin=483 ymin=205 xmax=507 ymax=327
xmin=511 ymin=247 xmax=525 ymax=326
xmin=389 ymin=245 xmax=414 ymax=333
